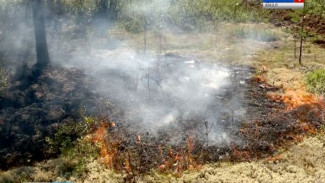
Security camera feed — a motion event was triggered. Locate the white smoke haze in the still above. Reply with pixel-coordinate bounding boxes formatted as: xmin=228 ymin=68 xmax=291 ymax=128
xmin=0 ymin=0 xmax=268 ymax=147
xmin=127 ymin=0 xmax=170 ymax=15
xmin=64 ymin=47 xmax=234 ymax=140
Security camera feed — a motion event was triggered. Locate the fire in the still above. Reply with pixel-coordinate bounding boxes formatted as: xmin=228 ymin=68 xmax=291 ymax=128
xmin=158 ymin=136 xmax=201 ymax=176
xmin=268 ymin=89 xmax=325 ymax=135
xmin=269 ymin=89 xmax=325 ymax=111
xmin=91 ymin=122 xmax=118 ymax=168
xmin=281 ymin=89 xmax=324 ymax=110
xmin=89 ymin=120 xmax=202 ymax=175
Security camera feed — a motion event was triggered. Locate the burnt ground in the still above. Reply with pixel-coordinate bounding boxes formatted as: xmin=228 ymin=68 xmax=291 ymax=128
xmin=0 ymin=54 xmax=324 ymax=174
xmin=0 ymin=65 xmax=111 ymax=169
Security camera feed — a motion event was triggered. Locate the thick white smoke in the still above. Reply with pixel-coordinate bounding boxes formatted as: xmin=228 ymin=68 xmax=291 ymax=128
xmin=58 ymin=43 xmax=239 ymax=146
xmin=1 ymin=0 xmax=261 ymax=146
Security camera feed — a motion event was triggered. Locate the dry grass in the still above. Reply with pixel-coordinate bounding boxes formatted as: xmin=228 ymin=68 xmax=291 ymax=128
xmin=252 ymin=35 xmax=325 ymax=90
xmin=110 ymin=23 xmax=283 ymax=65
xmin=112 ymin=23 xmax=325 ymax=93
xmin=2 ymin=134 xmax=324 ymax=183
xmin=139 ymin=135 xmax=325 ymax=182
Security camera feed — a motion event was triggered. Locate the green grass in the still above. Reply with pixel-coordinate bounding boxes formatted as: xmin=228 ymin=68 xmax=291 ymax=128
xmin=117 ymin=0 xmax=269 ymax=32
xmin=45 ymin=114 xmax=99 ymax=178
xmin=306 ymin=69 xmax=325 ymax=95
xmin=228 ymin=26 xmax=279 ymax=42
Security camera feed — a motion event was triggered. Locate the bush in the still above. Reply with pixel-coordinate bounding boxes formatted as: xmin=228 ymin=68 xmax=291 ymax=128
xmin=45 ymin=115 xmax=99 ymax=178
xmin=306 ymin=69 xmax=325 ymax=95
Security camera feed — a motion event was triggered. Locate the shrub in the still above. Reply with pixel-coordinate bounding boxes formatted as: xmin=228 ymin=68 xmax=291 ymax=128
xmin=45 ymin=115 xmax=99 ymax=178
xmin=306 ymin=69 xmax=325 ymax=95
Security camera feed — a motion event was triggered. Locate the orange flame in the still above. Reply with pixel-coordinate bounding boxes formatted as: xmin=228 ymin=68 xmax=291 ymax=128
xmin=281 ymin=89 xmax=324 ymax=110
xmin=268 ymin=89 xmax=324 ymax=134
xmin=91 ymin=122 xmax=118 ymax=168
xmin=269 ymin=89 xmax=325 ymax=111
xmin=158 ymin=136 xmax=201 ymax=175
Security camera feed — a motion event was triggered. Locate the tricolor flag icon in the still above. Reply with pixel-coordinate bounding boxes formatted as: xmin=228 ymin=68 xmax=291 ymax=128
xmin=263 ymin=0 xmax=304 ymax=9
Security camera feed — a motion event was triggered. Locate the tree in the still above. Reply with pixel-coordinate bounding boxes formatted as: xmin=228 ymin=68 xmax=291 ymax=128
xmin=298 ymin=15 xmax=306 ymax=66
xmin=95 ymin=0 xmax=118 ymax=20
xmin=109 ymin=0 xmax=118 ymax=20
xmin=32 ymin=0 xmax=50 ymax=69
xmin=96 ymin=0 xmax=109 ymax=18
xmin=290 ymin=10 xmax=306 ymax=66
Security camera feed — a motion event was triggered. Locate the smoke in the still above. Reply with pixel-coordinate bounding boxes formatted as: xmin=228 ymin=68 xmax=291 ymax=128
xmin=56 ymin=41 xmax=247 ymax=146
xmin=0 ymin=0 xmax=267 ymax=147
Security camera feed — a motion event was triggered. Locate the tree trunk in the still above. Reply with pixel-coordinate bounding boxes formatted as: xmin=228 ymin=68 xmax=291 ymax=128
xmin=299 ymin=35 xmax=303 ymax=65
xmin=97 ymin=0 xmax=109 ymax=18
xmin=299 ymin=16 xmax=305 ymax=66
xmin=32 ymin=0 xmax=50 ymax=69
xmin=109 ymin=0 xmax=118 ymax=20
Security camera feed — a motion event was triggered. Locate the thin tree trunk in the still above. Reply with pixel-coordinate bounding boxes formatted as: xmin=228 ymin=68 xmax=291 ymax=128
xmin=97 ymin=0 xmax=108 ymax=18
xmin=144 ymin=18 xmax=147 ymax=55
xmin=299 ymin=35 xmax=303 ymax=65
xmin=32 ymin=0 xmax=50 ymax=69
xmin=109 ymin=0 xmax=118 ymax=20
xmin=294 ymin=36 xmax=297 ymax=59
xmin=299 ymin=16 xmax=305 ymax=66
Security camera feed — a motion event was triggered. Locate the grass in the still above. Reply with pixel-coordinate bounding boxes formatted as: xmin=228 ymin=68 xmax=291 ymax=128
xmin=228 ymin=26 xmax=279 ymax=42
xmin=116 ymin=0 xmax=269 ymax=32
xmin=306 ymin=69 xmax=325 ymax=95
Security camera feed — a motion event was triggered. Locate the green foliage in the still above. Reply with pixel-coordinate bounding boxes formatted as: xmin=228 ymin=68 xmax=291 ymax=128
xmin=305 ymin=0 xmax=325 ymax=18
xmin=116 ymin=0 xmax=268 ymax=32
xmin=60 ymin=137 xmax=99 ymax=177
xmin=306 ymin=69 xmax=325 ymax=95
xmin=45 ymin=113 xmax=99 ymax=177
xmin=46 ymin=110 xmax=95 ymax=153
xmin=289 ymin=11 xmax=302 ymax=23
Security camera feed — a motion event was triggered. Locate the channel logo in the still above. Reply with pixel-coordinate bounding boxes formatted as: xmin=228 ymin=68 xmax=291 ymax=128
xmin=263 ymin=0 xmax=304 ymax=9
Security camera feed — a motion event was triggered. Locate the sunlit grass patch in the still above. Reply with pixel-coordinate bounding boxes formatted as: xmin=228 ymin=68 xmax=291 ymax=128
xmin=306 ymin=69 xmax=325 ymax=95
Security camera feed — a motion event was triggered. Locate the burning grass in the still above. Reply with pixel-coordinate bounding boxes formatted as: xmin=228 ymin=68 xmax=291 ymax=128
xmin=235 ymin=76 xmax=325 ymax=162
xmin=86 ymin=119 xmax=203 ymax=180
xmin=1 ymin=62 xmax=324 ymax=181
xmin=52 ymin=69 xmax=324 ymax=181
xmin=1 ymin=66 xmax=324 ymax=182
xmin=65 ymin=72 xmax=324 ymax=180
xmin=268 ymin=89 xmax=325 ymax=111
